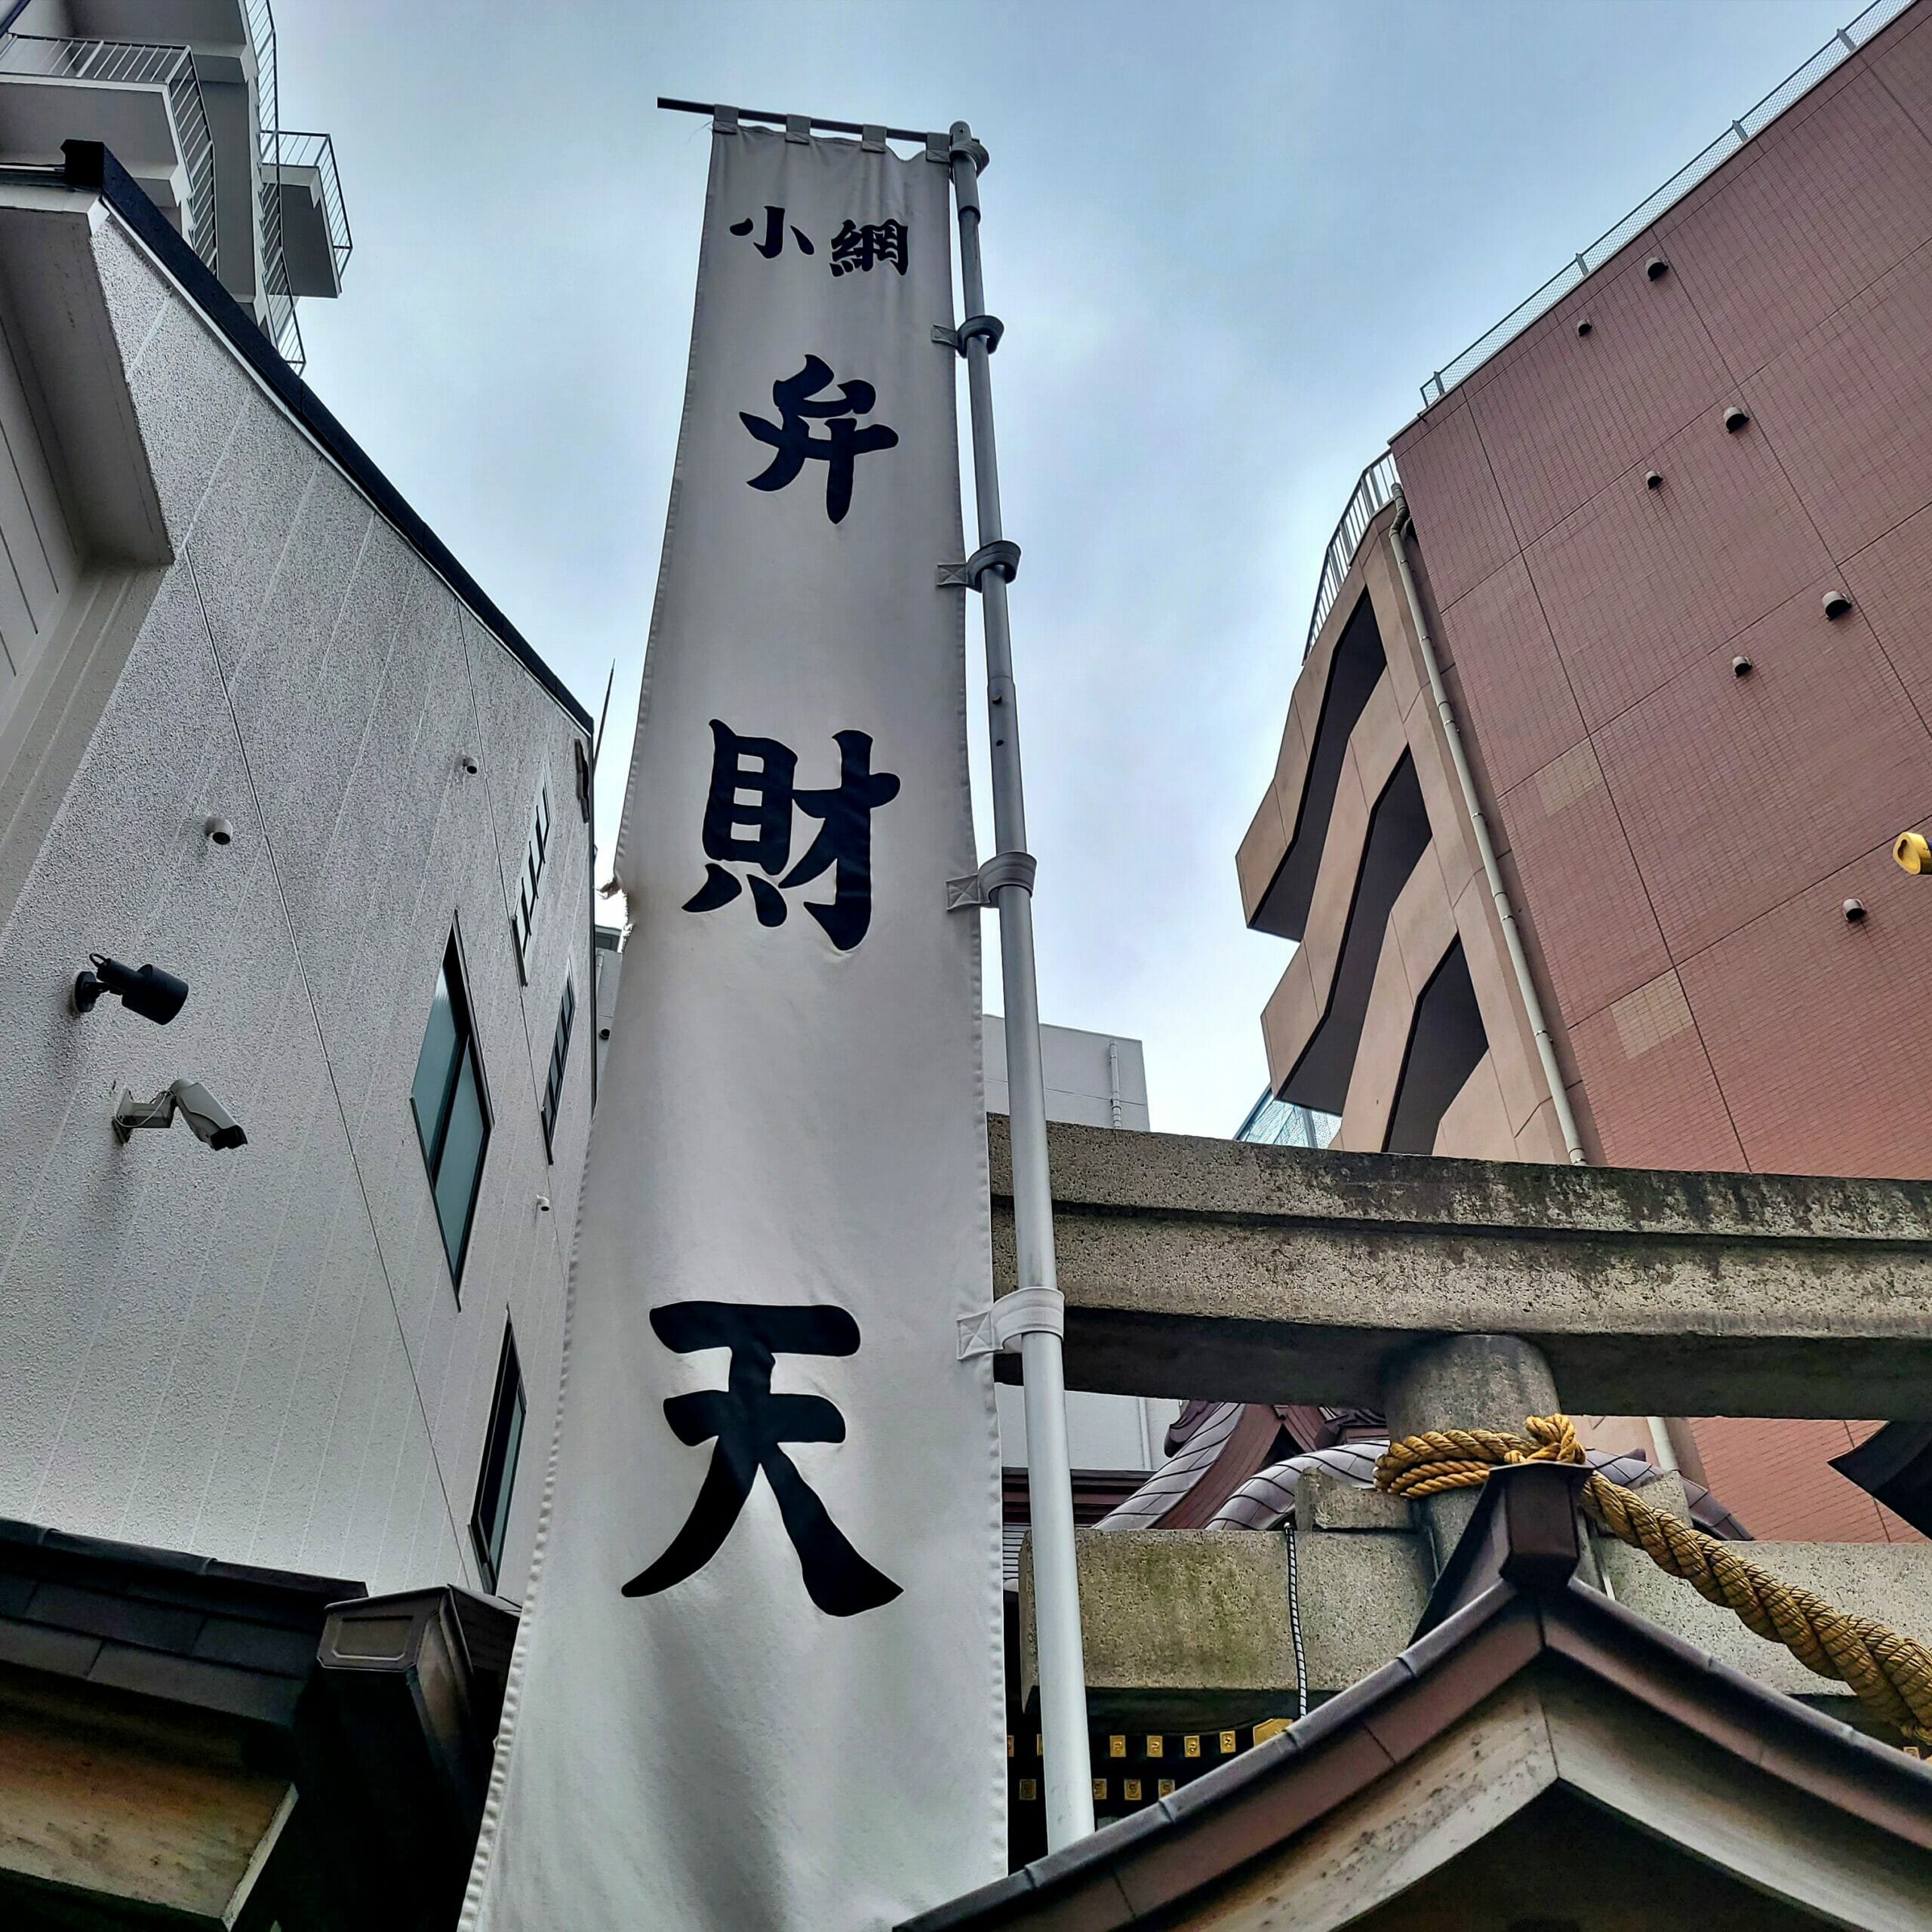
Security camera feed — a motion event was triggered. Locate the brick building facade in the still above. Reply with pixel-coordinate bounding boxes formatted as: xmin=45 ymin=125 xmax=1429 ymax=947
xmin=1241 ymin=0 xmax=1932 ymax=1542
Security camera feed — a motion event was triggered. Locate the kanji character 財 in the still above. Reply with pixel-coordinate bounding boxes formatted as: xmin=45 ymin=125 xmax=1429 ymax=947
xmin=682 ymin=720 xmax=900 ymax=952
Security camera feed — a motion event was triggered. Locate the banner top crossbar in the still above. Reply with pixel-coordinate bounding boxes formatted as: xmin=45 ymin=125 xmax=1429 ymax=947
xmin=657 ymin=97 xmax=943 ymax=146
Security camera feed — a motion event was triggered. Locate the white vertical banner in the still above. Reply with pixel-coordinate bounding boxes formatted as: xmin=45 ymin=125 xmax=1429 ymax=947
xmin=460 ymin=118 xmax=1005 ymax=1930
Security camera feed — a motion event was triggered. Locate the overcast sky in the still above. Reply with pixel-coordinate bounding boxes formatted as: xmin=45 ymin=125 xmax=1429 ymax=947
xmin=278 ymin=0 xmax=1858 ymax=1137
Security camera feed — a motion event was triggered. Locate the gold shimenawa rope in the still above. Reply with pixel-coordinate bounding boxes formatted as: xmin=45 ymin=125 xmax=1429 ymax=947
xmin=1374 ymin=1413 xmax=1932 ymax=1749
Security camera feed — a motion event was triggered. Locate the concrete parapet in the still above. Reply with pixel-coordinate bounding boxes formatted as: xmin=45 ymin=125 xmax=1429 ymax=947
xmin=1595 ymin=1535 xmax=1932 ymax=1707
xmin=1300 ymin=1466 xmax=1412 ymax=1532
xmin=1020 ymin=1525 xmax=1932 ymax=1734
xmin=989 ymin=1117 xmax=1932 ymax=1420
xmin=1017 ymin=1528 xmax=1429 ymax=1726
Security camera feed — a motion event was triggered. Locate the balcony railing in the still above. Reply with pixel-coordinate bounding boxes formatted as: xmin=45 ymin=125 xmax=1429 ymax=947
xmin=0 ymin=31 xmax=217 ymax=273
xmin=1303 ymin=451 xmax=1398 ymax=662
xmin=241 ymin=0 xmax=305 ymax=369
xmin=269 ymin=128 xmax=351 ymax=283
xmin=1418 ymin=0 xmax=1917 ymax=408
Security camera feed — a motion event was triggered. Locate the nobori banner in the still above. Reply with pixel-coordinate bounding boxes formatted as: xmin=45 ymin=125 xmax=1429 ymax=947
xmin=460 ymin=118 xmax=1004 ymax=1930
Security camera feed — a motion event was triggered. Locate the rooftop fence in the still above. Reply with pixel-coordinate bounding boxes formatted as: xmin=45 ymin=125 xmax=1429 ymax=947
xmin=1418 ymin=0 xmax=1918 ymax=407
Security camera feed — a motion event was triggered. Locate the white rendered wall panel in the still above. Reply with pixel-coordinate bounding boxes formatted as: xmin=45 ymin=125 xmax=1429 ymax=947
xmin=0 ymin=293 xmax=82 ymax=748
xmin=116 ymin=272 xmax=254 ymax=542
xmin=0 ymin=211 xmax=590 ymax=1598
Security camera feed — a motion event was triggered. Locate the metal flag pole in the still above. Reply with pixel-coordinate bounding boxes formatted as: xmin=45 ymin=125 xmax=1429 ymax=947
xmin=945 ymin=119 xmax=1096 ymax=1851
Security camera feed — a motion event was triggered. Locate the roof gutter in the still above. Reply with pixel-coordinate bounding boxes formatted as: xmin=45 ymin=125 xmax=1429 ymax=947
xmin=1386 ymin=497 xmax=1586 ymax=1168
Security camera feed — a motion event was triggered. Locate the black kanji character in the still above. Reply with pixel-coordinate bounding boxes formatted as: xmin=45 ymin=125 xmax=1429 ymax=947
xmin=683 ymin=720 xmax=900 ymax=951
xmin=623 ymin=1301 xmax=901 ymax=1618
xmin=741 ymin=355 xmax=899 ymax=525
xmin=729 ymin=205 xmax=814 ymax=258
xmin=829 ymin=217 xmax=909 ymax=278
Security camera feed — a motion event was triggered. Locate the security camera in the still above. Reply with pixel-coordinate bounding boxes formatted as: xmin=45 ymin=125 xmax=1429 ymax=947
xmin=172 ymin=1081 xmax=248 ymax=1149
xmin=73 ymin=955 xmax=188 ymax=1025
xmin=112 ymin=1078 xmax=247 ymax=1150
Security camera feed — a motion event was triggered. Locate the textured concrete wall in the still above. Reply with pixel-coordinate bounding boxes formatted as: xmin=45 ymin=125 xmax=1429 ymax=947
xmin=1017 ymin=1527 xmax=1431 ymax=1722
xmin=1021 ymin=1521 xmax=1932 ymax=1724
xmin=993 ymin=1117 xmax=1932 ymax=1422
xmin=0 ymin=213 xmax=592 ymax=1601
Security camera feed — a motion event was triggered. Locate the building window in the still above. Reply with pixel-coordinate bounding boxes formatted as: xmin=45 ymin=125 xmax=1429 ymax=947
xmin=472 ymin=1324 xmax=526 ymax=1595
xmin=540 ymin=975 xmax=577 ymax=1159
xmin=411 ymin=931 xmax=492 ymax=1286
xmin=511 ymin=776 xmax=552 ymax=983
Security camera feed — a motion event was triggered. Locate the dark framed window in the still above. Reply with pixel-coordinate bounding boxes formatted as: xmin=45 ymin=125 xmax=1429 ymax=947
xmin=540 ymin=975 xmax=577 ymax=1159
xmin=511 ymin=776 xmax=552 ymax=983
xmin=411 ymin=931 xmax=492 ymax=1287
xmin=574 ymin=737 xmax=592 ymax=823
xmin=471 ymin=1323 xmax=526 ymax=1595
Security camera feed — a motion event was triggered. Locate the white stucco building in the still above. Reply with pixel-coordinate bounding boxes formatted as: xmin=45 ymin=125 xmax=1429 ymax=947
xmin=0 ymin=17 xmax=599 ymax=1922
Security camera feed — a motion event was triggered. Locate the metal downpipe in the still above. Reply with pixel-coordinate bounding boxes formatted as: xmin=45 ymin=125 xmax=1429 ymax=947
xmin=949 ymin=122 xmax=1095 ymax=1850
xmin=1386 ymin=498 xmax=1586 ymax=1167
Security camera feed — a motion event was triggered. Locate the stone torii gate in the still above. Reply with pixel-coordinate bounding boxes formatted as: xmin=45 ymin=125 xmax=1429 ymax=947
xmin=990 ymin=1118 xmax=1932 ymax=1724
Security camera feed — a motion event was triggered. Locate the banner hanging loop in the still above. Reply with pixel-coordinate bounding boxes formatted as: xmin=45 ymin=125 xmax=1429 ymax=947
xmin=937 ymin=539 xmax=1021 ymax=590
xmin=945 ymin=850 xmax=1038 ymax=912
xmin=956 ymin=1286 xmax=1066 ymax=1361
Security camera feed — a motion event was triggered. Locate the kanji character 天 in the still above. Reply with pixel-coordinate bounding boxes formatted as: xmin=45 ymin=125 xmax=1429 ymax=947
xmin=623 ymin=1301 xmax=901 ymax=1618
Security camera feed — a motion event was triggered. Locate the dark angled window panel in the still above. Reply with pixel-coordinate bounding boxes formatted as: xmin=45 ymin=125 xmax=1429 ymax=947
xmin=411 ymin=931 xmax=492 ymax=1288
xmin=472 ymin=1325 xmax=527 ymax=1595
xmin=541 ymin=976 xmax=577 ymax=1160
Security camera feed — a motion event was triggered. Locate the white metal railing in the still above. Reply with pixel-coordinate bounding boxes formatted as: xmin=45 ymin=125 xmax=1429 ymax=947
xmin=1420 ymin=0 xmax=1917 ymax=407
xmin=267 ymin=128 xmax=351 ymax=283
xmin=242 ymin=0 xmax=303 ymax=368
xmin=1303 ymin=451 xmax=1399 ymax=661
xmin=0 ymin=31 xmax=217 ymax=273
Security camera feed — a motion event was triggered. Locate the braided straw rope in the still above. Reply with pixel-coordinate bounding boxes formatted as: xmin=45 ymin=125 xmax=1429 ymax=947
xmin=1375 ymin=1414 xmax=1932 ymax=1748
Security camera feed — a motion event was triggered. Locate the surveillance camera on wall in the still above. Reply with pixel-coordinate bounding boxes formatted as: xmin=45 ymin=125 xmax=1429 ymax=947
xmin=112 ymin=1078 xmax=247 ymax=1150
xmin=73 ymin=955 xmax=188 ymax=1025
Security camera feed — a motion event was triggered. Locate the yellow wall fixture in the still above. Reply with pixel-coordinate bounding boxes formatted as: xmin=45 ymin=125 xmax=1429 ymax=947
xmin=1895 ymin=831 xmax=1931 ymax=875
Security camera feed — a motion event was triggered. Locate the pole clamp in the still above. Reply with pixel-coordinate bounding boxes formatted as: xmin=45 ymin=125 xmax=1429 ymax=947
xmin=949 ymin=128 xmax=990 ymax=174
xmin=957 ymin=1285 xmax=1064 ymax=1359
xmin=937 ymin=540 xmax=1020 ymax=590
xmin=932 ymin=315 xmax=1005 ymax=356
xmin=946 ymin=850 xmax=1036 ymax=910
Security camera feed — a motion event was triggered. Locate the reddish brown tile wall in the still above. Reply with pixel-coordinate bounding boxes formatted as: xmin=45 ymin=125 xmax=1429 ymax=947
xmin=1392 ymin=4 xmax=1932 ymax=1543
